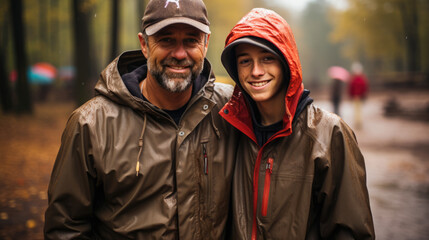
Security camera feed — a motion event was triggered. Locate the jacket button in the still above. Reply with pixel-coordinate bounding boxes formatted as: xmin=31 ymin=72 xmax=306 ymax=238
xmin=223 ymin=109 xmax=229 ymax=114
xmin=203 ymin=104 xmax=209 ymax=110
xmin=178 ymin=131 xmax=185 ymax=136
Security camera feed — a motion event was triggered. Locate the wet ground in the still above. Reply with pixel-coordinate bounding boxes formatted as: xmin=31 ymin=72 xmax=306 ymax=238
xmin=0 ymin=88 xmax=429 ymax=239
xmin=315 ymin=89 xmax=429 ymax=240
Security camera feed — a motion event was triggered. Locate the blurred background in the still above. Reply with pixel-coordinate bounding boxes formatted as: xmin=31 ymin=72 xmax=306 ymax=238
xmin=0 ymin=0 xmax=428 ymax=239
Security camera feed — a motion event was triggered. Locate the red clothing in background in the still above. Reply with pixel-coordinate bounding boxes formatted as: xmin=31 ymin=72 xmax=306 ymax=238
xmin=349 ymin=74 xmax=368 ymax=98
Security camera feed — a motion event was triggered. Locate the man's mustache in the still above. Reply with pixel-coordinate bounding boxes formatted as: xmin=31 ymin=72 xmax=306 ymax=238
xmin=162 ymin=58 xmax=194 ymax=68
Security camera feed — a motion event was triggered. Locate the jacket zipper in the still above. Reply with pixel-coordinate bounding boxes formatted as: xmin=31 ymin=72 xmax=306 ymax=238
xmin=202 ymin=143 xmax=211 ymax=214
xmin=251 ymin=150 xmax=264 ymax=240
xmin=261 ymin=158 xmax=273 ymax=217
xmin=203 ymin=144 xmax=208 ymax=175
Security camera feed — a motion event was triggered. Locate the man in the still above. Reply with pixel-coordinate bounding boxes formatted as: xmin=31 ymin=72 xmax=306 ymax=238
xmin=44 ymin=0 xmax=237 ymax=239
xmin=219 ymin=8 xmax=375 ymax=239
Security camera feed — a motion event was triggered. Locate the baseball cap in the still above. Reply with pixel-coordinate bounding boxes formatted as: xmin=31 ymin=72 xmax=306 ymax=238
xmin=142 ymin=0 xmax=211 ymax=36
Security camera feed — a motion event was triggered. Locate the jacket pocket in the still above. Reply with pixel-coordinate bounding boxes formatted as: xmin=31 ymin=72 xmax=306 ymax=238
xmin=261 ymin=157 xmax=273 ymax=217
xmin=201 ymin=142 xmax=211 ymax=213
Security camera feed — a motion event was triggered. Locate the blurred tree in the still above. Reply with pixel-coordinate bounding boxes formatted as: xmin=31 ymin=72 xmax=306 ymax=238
xmin=119 ymin=1 xmax=141 ymax=53
xmin=72 ymin=0 xmax=97 ymax=106
xmin=252 ymin=0 xmax=267 ymax=8
xmin=110 ymin=0 xmax=119 ymax=61
xmin=0 ymin=2 xmax=14 ymax=113
xmin=205 ymin=0 xmax=292 ymax=80
xmin=49 ymin=0 xmax=59 ymax=64
xmin=300 ymin=0 xmax=345 ymax=87
xmin=393 ymin=0 xmax=420 ymax=74
xmin=22 ymin=0 xmax=73 ymax=70
xmin=39 ymin=0 xmax=49 ymax=61
xmin=0 ymin=49 xmax=13 ymax=113
xmin=420 ymin=0 xmax=429 ymax=79
xmin=25 ymin=0 xmax=50 ymax=64
xmin=331 ymin=0 xmax=428 ymax=83
xmin=136 ymin=0 xmax=145 ymax=32
xmin=10 ymin=0 xmax=33 ymax=113
xmin=205 ymin=0 xmax=252 ymax=77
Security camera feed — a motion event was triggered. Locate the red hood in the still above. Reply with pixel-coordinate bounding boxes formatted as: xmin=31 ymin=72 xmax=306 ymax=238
xmin=220 ymin=8 xmax=304 ymax=144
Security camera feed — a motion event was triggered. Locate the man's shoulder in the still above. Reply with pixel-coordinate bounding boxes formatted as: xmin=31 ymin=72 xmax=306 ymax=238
xmin=298 ymin=104 xmax=355 ymax=140
xmin=69 ymin=96 xmax=125 ymax=126
xmin=212 ymin=82 xmax=234 ymax=100
xmin=302 ymin=104 xmax=343 ymax=127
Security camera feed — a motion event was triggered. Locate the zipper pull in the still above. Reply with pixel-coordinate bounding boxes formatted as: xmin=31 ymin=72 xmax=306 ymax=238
xmin=203 ymin=144 xmax=208 ymax=175
xmin=266 ymin=158 xmax=273 ymax=174
xmin=261 ymin=157 xmax=274 ymax=217
xmin=136 ymin=162 xmax=140 ymax=176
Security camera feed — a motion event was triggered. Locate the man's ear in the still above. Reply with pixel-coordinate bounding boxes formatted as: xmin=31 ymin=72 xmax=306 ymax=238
xmin=138 ymin=32 xmax=149 ymax=58
xmin=204 ymin=34 xmax=210 ymax=56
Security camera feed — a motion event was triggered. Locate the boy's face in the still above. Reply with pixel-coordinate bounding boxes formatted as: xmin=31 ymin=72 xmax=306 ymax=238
xmin=235 ymin=43 xmax=285 ymax=104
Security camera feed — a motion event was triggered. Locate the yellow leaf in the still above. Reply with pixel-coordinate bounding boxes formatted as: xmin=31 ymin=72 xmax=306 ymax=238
xmin=0 ymin=212 xmax=8 ymax=220
xmin=26 ymin=219 xmax=36 ymax=229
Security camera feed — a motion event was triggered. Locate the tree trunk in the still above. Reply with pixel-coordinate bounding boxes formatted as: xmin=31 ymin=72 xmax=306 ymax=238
xmin=10 ymin=0 xmax=33 ymax=113
xmin=50 ymin=0 xmax=59 ymax=65
xmin=397 ymin=0 xmax=420 ymax=76
xmin=72 ymin=0 xmax=94 ymax=106
xmin=39 ymin=0 xmax=49 ymax=61
xmin=0 ymin=8 xmax=14 ymax=113
xmin=137 ymin=0 xmax=145 ymax=32
xmin=110 ymin=0 xmax=119 ymax=61
xmin=0 ymin=48 xmax=14 ymax=113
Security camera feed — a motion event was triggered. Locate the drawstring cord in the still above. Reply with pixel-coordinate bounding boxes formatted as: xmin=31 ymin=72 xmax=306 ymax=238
xmin=136 ymin=114 xmax=147 ymax=176
xmin=210 ymin=112 xmax=220 ymax=138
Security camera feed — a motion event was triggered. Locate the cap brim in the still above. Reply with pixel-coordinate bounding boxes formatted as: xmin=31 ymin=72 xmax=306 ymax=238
xmin=145 ymin=17 xmax=210 ymax=35
xmin=221 ymin=37 xmax=284 ymax=82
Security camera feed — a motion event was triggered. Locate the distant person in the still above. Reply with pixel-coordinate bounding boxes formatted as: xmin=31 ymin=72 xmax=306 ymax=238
xmin=328 ymin=66 xmax=350 ymax=116
xmin=44 ymin=0 xmax=238 ymax=239
xmin=331 ymin=78 xmax=343 ymax=115
xmin=349 ymin=62 xmax=369 ymax=129
xmin=219 ymin=8 xmax=375 ymax=239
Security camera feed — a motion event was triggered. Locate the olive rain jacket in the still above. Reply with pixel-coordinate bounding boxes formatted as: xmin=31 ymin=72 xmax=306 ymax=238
xmin=219 ymin=9 xmax=375 ymax=240
xmin=44 ymin=50 xmax=238 ymax=239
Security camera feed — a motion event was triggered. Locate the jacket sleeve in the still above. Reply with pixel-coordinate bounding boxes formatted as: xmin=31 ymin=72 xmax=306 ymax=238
xmin=316 ymin=120 xmax=375 ymax=240
xmin=44 ymin=111 xmax=97 ymax=239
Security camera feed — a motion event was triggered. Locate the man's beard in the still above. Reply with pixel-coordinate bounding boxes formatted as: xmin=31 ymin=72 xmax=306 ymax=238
xmin=148 ymin=57 xmax=204 ymax=93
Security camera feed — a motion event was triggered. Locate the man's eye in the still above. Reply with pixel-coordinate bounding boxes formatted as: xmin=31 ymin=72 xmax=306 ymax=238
xmin=159 ymin=38 xmax=173 ymax=43
xmin=184 ymin=38 xmax=199 ymax=45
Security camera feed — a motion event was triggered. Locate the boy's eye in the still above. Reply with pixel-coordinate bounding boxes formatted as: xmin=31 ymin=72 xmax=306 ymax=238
xmin=263 ymin=56 xmax=276 ymax=62
xmin=237 ymin=58 xmax=251 ymax=65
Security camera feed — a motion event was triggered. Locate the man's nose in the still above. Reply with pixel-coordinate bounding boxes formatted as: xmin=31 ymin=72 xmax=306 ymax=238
xmin=171 ymin=43 xmax=187 ymax=60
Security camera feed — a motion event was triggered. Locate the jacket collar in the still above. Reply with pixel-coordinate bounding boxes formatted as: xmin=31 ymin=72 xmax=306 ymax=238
xmin=95 ymin=50 xmax=215 ymax=114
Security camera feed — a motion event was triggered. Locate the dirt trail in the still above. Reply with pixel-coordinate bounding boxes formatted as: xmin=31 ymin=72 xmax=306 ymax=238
xmin=315 ymin=89 xmax=429 ymax=240
xmin=0 ymin=103 xmax=74 ymax=240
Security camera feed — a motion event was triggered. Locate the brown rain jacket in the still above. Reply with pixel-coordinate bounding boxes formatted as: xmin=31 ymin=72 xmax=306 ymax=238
xmin=219 ymin=9 xmax=375 ymax=240
xmin=44 ymin=50 xmax=238 ymax=239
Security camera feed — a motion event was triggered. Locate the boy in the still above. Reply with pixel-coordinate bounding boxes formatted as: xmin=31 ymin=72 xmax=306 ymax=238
xmin=220 ymin=8 xmax=375 ymax=240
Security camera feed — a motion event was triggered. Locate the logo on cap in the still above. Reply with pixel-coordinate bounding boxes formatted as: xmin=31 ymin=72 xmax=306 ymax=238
xmin=165 ymin=0 xmax=180 ymax=8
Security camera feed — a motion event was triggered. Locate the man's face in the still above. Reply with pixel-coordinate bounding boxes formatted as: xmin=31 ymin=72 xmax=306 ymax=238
xmin=139 ymin=24 xmax=209 ymax=93
xmin=235 ymin=43 xmax=285 ymax=104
